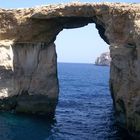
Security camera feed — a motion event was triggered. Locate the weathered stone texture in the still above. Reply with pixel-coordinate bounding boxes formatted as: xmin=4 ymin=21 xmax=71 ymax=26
xmin=0 ymin=42 xmax=58 ymax=116
xmin=0 ymin=2 xmax=140 ymax=139
xmin=12 ymin=43 xmax=58 ymax=97
xmin=12 ymin=42 xmax=58 ymax=115
xmin=0 ymin=42 xmax=13 ymax=99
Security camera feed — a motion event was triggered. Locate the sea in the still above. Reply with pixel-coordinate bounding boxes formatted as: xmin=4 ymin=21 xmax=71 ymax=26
xmin=0 ymin=63 xmax=131 ymax=140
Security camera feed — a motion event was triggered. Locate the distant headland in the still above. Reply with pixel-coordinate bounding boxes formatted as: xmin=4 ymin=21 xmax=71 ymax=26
xmin=95 ymin=52 xmax=111 ymax=66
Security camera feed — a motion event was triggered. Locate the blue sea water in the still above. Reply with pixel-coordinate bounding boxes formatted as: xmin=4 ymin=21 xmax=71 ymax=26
xmin=0 ymin=63 xmax=130 ymax=140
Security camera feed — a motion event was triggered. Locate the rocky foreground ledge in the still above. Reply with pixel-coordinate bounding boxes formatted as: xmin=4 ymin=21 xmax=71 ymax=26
xmin=0 ymin=2 xmax=140 ymax=139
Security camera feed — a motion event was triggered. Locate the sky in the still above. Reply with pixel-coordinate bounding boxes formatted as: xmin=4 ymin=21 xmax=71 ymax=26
xmin=0 ymin=0 xmax=139 ymax=63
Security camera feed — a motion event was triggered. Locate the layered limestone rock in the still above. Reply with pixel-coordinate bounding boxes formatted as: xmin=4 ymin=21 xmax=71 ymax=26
xmin=11 ymin=43 xmax=58 ymax=115
xmin=0 ymin=41 xmax=13 ymax=99
xmin=0 ymin=2 xmax=140 ymax=138
xmin=95 ymin=52 xmax=111 ymax=66
xmin=0 ymin=42 xmax=58 ymax=116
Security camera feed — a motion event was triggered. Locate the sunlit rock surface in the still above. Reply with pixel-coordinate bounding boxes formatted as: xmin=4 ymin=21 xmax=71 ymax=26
xmin=95 ymin=52 xmax=111 ymax=66
xmin=0 ymin=2 xmax=140 ymax=138
xmin=0 ymin=42 xmax=13 ymax=99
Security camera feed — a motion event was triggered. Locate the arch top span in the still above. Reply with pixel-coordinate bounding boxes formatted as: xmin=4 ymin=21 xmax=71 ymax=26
xmin=0 ymin=2 xmax=139 ymax=45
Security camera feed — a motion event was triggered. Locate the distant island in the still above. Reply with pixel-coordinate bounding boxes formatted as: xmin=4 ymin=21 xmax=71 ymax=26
xmin=95 ymin=52 xmax=111 ymax=66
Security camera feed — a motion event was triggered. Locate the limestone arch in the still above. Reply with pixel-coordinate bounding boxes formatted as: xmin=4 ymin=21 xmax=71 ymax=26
xmin=0 ymin=3 xmax=140 ymax=138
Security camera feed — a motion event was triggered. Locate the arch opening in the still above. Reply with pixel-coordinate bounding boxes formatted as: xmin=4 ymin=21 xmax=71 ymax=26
xmin=55 ymin=23 xmax=109 ymax=63
xmin=53 ymin=24 xmax=120 ymax=139
xmin=52 ymin=17 xmax=110 ymax=45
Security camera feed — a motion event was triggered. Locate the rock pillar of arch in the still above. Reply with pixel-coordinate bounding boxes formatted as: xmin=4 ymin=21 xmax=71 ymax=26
xmin=0 ymin=42 xmax=59 ymax=117
xmin=0 ymin=2 xmax=140 ymax=139
xmin=12 ymin=42 xmax=59 ymax=116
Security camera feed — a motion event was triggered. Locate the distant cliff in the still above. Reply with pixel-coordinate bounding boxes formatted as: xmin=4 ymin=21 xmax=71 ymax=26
xmin=95 ymin=52 xmax=111 ymax=66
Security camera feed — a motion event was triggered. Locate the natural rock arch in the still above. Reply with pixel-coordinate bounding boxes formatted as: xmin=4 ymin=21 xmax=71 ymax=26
xmin=0 ymin=2 xmax=140 ymax=139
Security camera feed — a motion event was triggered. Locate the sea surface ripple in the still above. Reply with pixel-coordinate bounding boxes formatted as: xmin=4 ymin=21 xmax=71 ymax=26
xmin=0 ymin=63 xmax=131 ymax=140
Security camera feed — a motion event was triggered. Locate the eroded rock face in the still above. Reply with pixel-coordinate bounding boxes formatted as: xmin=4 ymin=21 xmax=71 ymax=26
xmin=110 ymin=44 xmax=140 ymax=139
xmin=12 ymin=43 xmax=58 ymax=97
xmin=0 ymin=43 xmax=58 ymax=116
xmin=0 ymin=42 xmax=13 ymax=99
xmin=0 ymin=2 xmax=140 ymax=138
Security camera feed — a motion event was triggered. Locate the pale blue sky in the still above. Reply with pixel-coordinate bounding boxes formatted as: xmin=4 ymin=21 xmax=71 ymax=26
xmin=0 ymin=0 xmax=139 ymax=63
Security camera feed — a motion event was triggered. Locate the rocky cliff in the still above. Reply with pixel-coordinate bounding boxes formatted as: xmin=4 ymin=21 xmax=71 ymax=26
xmin=0 ymin=42 xmax=13 ymax=99
xmin=95 ymin=52 xmax=111 ymax=66
xmin=0 ymin=2 xmax=140 ymax=139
